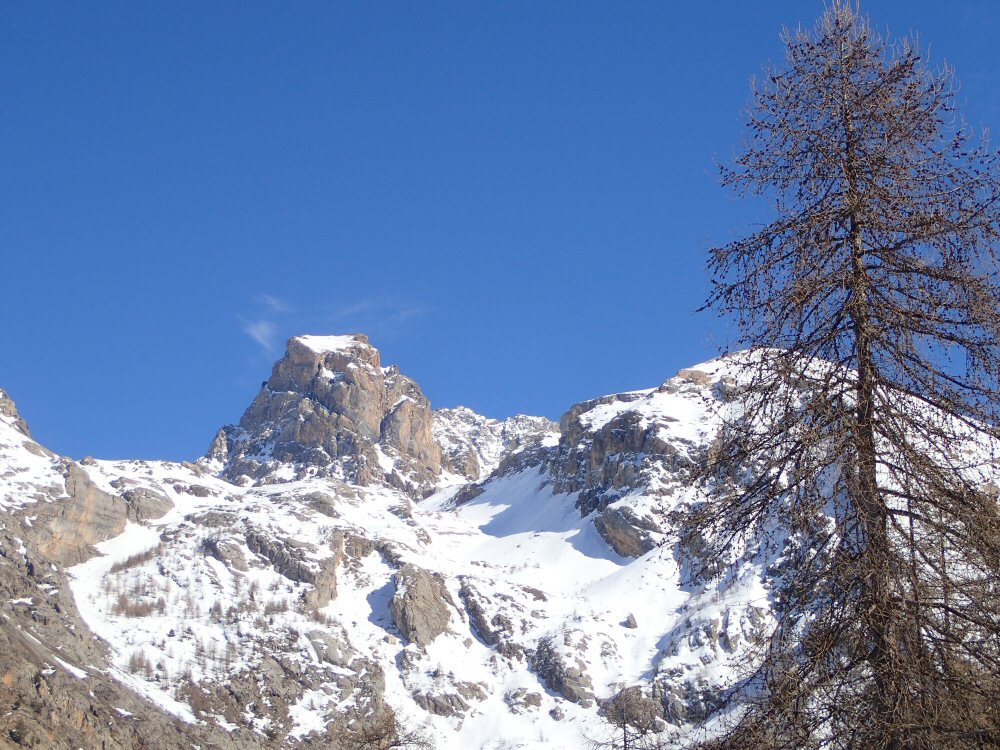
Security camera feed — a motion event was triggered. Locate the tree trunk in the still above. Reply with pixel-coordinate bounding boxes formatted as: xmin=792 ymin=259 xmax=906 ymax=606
xmin=851 ymin=231 xmax=897 ymax=749
xmin=842 ymin=48 xmax=898 ymax=745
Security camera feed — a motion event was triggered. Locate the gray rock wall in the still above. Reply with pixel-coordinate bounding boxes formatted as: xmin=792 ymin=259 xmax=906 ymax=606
xmin=390 ymin=564 xmax=453 ymax=646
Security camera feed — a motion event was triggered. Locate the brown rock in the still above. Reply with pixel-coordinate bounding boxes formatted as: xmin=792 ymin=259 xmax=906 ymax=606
xmin=390 ymin=564 xmax=452 ymax=646
xmin=594 ymin=505 xmax=662 ymax=558
xmin=22 ymin=463 xmax=127 ymax=565
xmin=212 ymin=335 xmax=443 ymax=495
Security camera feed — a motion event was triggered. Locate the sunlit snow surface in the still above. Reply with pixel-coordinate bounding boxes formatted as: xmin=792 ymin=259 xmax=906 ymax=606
xmin=0 ymin=407 xmax=65 ymax=514
xmin=296 ymin=334 xmax=367 ymax=354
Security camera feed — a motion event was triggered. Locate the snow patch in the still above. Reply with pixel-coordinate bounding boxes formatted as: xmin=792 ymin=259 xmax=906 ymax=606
xmin=296 ymin=335 xmax=367 ymax=355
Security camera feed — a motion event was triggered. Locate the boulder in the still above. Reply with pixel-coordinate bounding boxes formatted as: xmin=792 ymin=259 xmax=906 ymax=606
xmin=122 ymin=486 xmax=174 ymax=522
xmin=594 ymin=505 xmax=662 ymax=558
xmin=390 ymin=564 xmax=452 ymax=646
xmin=412 ymin=691 xmax=469 ymax=717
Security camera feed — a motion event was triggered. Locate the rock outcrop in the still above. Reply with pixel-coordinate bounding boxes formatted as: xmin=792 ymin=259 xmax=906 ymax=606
xmin=20 ymin=463 xmax=127 ymax=565
xmin=550 ymin=392 xmax=689 ymax=517
xmin=532 ymin=634 xmax=595 ymax=707
xmin=538 ymin=368 xmax=722 ymax=558
xmin=117 ymin=484 xmax=174 ymax=523
xmin=593 ymin=504 xmax=661 ymax=558
xmin=390 ymin=564 xmax=453 ymax=646
xmin=0 ymin=388 xmax=30 ymax=437
xmin=208 ymin=335 xmax=442 ymax=496
xmin=434 ymin=407 xmax=557 ymax=481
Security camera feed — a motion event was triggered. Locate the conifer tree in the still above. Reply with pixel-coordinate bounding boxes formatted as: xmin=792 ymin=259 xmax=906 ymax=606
xmin=693 ymin=3 xmax=1000 ymax=748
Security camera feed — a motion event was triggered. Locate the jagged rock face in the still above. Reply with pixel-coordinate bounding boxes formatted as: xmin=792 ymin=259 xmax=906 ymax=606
xmin=23 ymin=463 xmax=127 ymax=565
xmin=434 ymin=407 xmax=558 ymax=482
xmin=380 ymin=374 xmax=439 ymax=471
xmin=390 ymin=563 xmax=453 ymax=646
xmin=539 ymin=369 xmax=717 ymax=557
xmin=552 ymin=390 xmax=693 ymax=516
xmin=210 ymin=335 xmax=442 ymax=495
xmin=0 ymin=388 xmax=30 ymax=437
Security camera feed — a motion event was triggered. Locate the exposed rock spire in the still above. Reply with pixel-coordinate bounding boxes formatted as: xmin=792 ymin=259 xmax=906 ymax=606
xmin=0 ymin=388 xmax=31 ymax=437
xmin=208 ymin=334 xmax=441 ymax=495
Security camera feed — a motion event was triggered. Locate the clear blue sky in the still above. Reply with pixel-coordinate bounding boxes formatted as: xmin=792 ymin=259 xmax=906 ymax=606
xmin=3 ymin=1 xmax=999 ymax=460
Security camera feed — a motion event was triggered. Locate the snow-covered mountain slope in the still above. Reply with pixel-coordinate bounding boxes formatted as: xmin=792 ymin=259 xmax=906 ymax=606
xmin=0 ymin=387 xmax=63 ymax=514
xmin=0 ymin=338 xmax=781 ymax=749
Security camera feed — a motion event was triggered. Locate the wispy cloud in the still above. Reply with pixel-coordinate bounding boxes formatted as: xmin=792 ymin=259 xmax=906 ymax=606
xmin=332 ymin=296 xmax=427 ymax=330
xmin=255 ymin=293 xmax=289 ymax=313
xmin=239 ymin=292 xmax=427 ymax=358
xmin=242 ymin=318 xmax=278 ymax=353
xmin=240 ymin=292 xmax=290 ymax=355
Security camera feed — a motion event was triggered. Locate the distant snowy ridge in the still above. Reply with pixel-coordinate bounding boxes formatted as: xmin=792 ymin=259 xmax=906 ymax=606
xmin=434 ymin=406 xmax=558 ymax=482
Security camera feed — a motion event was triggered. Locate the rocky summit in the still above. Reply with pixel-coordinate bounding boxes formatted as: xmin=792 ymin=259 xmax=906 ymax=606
xmin=207 ymin=334 xmax=443 ymax=494
xmin=1 ymin=335 xmax=774 ymax=749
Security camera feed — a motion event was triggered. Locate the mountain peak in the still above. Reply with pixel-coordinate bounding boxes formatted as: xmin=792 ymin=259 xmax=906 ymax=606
xmin=208 ymin=333 xmax=441 ymax=493
xmin=0 ymin=387 xmax=30 ymax=437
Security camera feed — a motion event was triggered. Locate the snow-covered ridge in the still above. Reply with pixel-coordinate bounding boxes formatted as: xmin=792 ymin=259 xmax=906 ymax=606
xmin=434 ymin=406 xmax=558 ymax=482
xmin=0 ymin=391 xmax=63 ymax=513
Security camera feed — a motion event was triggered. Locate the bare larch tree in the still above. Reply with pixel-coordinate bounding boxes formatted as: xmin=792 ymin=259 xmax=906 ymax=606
xmin=690 ymin=2 xmax=1000 ymax=748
